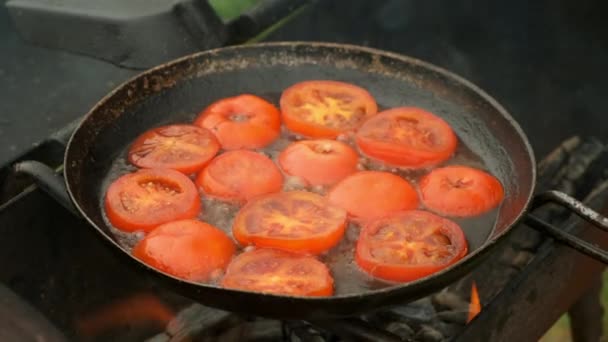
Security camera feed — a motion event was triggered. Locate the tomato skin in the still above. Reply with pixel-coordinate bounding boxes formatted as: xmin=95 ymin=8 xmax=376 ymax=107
xmin=194 ymin=94 xmax=281 ymax=150
xmin=221 ymin=249 xmax=334 ymax=296
xmin=280 ymin=80 xmax=378 ymax=138
xmin=327 ymin=171 xmax=419 ymax=221
xmin=232 ymin=191 xmax=347 ymax=255
xmin=356 ymin=210 xmax=468 ymax=282
xmin=132 ymin=220 xmax=235 ymax=282
xmin=355 ymin=107 xmax=457 ymax=168
xmin=278 ymin=140 xmax=359 ymax=186
xmin=196 ymin=150 xmax=283 ymax=203
xmin=104 ymin=169 xmax=201 ymax=232
xmin=419 ymin=165 xmax=504 ymax=217
xmin=128 ymin=124 xmax=220 ymax=174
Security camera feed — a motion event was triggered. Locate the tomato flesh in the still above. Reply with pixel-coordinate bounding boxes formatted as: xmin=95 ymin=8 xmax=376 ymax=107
xmin=132 ymin=219 xmax=235 ymax=282
xmin=355 ymin=107 xmax=457 ymax=168
xmin=278 ymin=139 xmax=359 ymax=186
xmin=327 ymin=171 xmax=419 ymax=221
xmin=221 ymin=249 xmax=334 ymax=296
xmin=280 ymin=80 xmax=378 ymax=138
xmin=196 ymin=150 xmax=283 ymax=203
xmin=232 ymin=191 xmax=347 ymax=255
xmin=194 ymin=94 xmax=281 ymax=150
xmin=356 ymin=210 xmax=468 ymax=282
xmin=104 ymin=168 xmax=201 ymax=232
xmin=128 ymin=124 xmax=220 ymax=174
xmin=419 ymin=165 xmax=504 ymax=217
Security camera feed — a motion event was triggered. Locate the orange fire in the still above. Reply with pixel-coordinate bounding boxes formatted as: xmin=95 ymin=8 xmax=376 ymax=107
xmin=77 ymin=293 xmax=175 ymax=337
xmin=467 ymin=281 xmax=481 ymax=323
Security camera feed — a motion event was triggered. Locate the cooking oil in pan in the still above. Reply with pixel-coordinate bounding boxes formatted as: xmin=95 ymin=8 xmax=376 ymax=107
xmin=99 ymin=96 xmax=501 ymax=295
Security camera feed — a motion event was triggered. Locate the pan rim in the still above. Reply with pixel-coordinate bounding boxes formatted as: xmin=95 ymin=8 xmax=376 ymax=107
xmin=63 ymin=41 xmax=537 ymax=302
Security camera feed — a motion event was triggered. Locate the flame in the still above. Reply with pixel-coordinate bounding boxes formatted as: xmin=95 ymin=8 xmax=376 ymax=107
xmin=467 ymin=281 xmax=481 ymax=323
xmin=76 ymin=293 xmax=175 ymax=337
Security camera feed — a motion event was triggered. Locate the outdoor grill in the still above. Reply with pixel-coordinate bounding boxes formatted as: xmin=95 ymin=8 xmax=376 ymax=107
xmin=1 ymin=1 xmax=607 ymax=341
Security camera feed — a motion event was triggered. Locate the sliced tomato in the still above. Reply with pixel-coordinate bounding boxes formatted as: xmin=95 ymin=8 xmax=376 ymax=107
xmin=194 ymin=94 xmax=281 ymax=150
xmin=196 ymin=150 xmax=283 ymax=203
xmin=127 ymin=124 xmax=220 ymax=174
xmin=104 ymin=169 xmax=201 ymax=232
xmin=221 ymin=249 xmax=333 ymax=296
xmin=327 ymin=171 xmax=419 ymax=221
xmin=356 ymin=210 xmax=468 ymax=282
xmin=355 ymin=107 xmax=457 ymax=168
xmin=132 ymin=219 xmax=235 ymax=282
xmin=278 ymin=140 xmax=359 ymax=186
xmin=419 ymin=165 xmax=504 ymax=217
xmin=280 ymin=80 xmax=378 ymax=138
xmin=232 ymin=191 xmax=347 ymax=255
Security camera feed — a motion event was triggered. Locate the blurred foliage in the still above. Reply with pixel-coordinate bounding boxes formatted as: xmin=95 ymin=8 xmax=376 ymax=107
xmin=208 ymin=0 xmax=308 ymax=43
xmin=208 ymin=0 xmax=262 ymax=20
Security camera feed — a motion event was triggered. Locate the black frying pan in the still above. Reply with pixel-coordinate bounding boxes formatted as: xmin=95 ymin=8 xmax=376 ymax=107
xmin=16 ymin=42 xmax=608 ymax=320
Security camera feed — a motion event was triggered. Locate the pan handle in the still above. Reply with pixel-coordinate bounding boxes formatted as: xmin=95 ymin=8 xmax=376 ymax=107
xmin=524 ymin=190 xmax=608 ymax=264
xmin=13 ymin=161 xmax=79 ymax=216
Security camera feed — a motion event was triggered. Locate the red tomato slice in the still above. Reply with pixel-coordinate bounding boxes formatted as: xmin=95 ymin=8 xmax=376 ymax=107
xmin=278 ymin=140 xmax=359 ymax=186
xmin=221 ymin=249 xmax=334 ymax=296
xmin=356 ymin=210 xmax=468 ymax=282
xmin=132 ymin=219 xmax=235 ymax=282
xmin=355 ymin=107 xmax=457 ymax=168
xmin=196 ymin=150 xmax=283 ymax=203
xmin=104 ymin=169 xmax=201 ymax=232
xmin=194 ymin=94 xmax=281 ymax=150
xmin=327 ymin=171 xmax=419 ymax=221
xmin=232 ymin=191 xmax=347 ymax=255
xmin=128 ymin=124 xmax=220 ymax=174
xmin=419 ymin=165 xmax=504 ymax=217
xmin=280 ymin=80 xmax=378 ymax=138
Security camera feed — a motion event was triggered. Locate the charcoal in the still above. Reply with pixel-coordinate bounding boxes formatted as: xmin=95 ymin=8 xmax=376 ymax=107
xmin=415 ymin=325 xmax=444 ymax=342
xmin=436 ymin=310 xmax=468 ymax=325
xmin=246 ymin=320 xmax=284 ymax=341
xmin=432 ymin=320 xmax=465 ymax=338
xmin=209 ymin=324 xmax=249 ymax=342
xmin=431 ymin=290 xmax=468 ymax=312
xmin=145 ymin=332 xmax=170 ymax=342
xmin=166 ymin=304 xmax=232 ymax=337
xmin=289 ymin=325 xmax=326 ymax=342
xmin=377 ymin=298 xmax=436 ymax=325
xmin=385 ymin=321 xmax=414 ymax=339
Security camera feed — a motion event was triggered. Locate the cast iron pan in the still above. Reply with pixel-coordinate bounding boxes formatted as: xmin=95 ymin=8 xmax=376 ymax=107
xmin=17 ymin=42 xmax=608 ymax=319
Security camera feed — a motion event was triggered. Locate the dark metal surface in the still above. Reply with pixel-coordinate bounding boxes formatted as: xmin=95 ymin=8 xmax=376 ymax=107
xmin=59 ymin=42 xmax=536 ymax=319
xmin=0 ymin=2 xmax=137 ymax=168
xmin=0 ymin=187 xmax=188 ymax=341
xmin=0 ymin=118 xmax=80 ymax=205
xmin=5 ymin=0 xmax=307 ymax=69
xmin=13 ymin=161 xmax=77 ymax=215
xmin=0 ymin=282 xmax=67 ymax=342
xmin=6 ymin=0 xmax=226 ymax=69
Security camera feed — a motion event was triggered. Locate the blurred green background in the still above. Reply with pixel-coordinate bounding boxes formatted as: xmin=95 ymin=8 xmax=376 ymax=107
xmin=209 ymin=0 xmax=260 ymax=20
xmin=208 ymin=1 xmax=606 ymax=340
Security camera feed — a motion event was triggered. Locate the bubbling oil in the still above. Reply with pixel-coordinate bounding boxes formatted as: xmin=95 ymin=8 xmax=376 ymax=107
xmin=100 ymin=94 xmax=500 ymax=295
